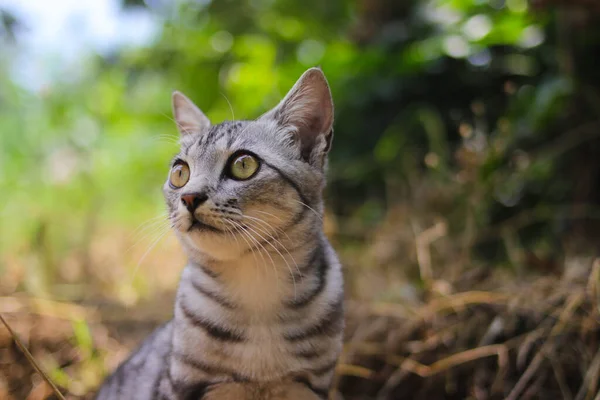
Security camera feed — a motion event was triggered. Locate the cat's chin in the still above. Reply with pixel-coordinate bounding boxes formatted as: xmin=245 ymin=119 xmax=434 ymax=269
xmin=177 ymin=230 xmax=247 ymax=262
xmin=187 ymin=218 xmax=222 ymax=233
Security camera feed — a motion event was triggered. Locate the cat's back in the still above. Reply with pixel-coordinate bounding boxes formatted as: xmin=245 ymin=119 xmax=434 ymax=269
xmin=95 ymin=321 xmax=173 ymax=400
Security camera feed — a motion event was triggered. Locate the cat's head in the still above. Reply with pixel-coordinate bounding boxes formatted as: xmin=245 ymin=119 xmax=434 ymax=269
xmin=163 ymin=68 xmax=334 ymax=261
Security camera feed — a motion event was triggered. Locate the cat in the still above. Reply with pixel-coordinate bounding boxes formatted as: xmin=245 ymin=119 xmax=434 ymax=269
xmin=95 ymin=67 xmax=344 ymax=400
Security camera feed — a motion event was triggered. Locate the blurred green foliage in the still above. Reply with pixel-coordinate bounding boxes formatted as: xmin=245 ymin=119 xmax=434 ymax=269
xmin=1 ymin=0 xmax=599 ymax=297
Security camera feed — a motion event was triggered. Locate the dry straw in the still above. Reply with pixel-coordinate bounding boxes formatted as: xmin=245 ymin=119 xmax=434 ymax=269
xmin=332 ymin=259 xmax=600 ymax=399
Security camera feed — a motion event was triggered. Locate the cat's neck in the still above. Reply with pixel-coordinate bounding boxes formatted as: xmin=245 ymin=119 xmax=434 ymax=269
xmin=179 ymin=231 xmax=322 ymax=318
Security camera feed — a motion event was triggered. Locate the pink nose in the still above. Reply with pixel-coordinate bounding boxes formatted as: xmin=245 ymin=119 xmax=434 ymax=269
xmin=181 ymin=192 xmax=208 ymax=213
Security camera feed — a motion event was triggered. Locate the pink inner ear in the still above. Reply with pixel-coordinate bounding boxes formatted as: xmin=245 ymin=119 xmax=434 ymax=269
xmin=257 ymin=68 xmax=334 ymax=165
xmin=172 ymin=91 xmax=211 ymax=136
xmin=282 ymin=74 xmax=333 ymax=152
xmin=308 ymin=115 xmax=324 ymax=132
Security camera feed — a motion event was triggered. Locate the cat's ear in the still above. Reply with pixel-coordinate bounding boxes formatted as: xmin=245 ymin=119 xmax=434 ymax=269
xmin=261 ymin=68 xmax=334 ymax=167
xmin=172 ymin=91 xmax=211 ymax=136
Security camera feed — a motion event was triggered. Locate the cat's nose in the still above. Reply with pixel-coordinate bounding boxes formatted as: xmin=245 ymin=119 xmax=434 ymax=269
xmin=181 ymin=192 xmax=208 ymax=213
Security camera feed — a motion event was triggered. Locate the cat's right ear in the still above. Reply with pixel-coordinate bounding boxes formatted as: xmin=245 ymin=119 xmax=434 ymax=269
xmin=172 ymin=91 xmax=211 ymax=136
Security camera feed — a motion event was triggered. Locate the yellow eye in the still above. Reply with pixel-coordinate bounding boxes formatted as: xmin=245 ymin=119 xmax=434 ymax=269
xmin=229 ymin=153 xmax=259 ymax=180
xmin=169 ymin=162 xmax=190 ymax=188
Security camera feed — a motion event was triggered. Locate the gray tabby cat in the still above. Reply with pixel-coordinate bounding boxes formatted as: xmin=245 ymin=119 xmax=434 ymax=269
xmin=95 ymin=68 xmax=344 ymax=400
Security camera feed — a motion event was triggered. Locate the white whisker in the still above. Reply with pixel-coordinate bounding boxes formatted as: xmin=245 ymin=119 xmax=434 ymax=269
xmin=242 ymin=216 xmax=299 ymax=278
xmin=220 ymin=92 xmax=235 ymax=120
xmin=126 ymin=220 xmax=170 ymax=255
xmin=228 ymin=219 xmax=274 ymax=291
xmin=131 ymin=216 xmax=169 ymax=241
xmin=130 ymin=213 xmax=168 ymax=238
xmin=234 ymin=221 xmax=279 ymax=292
xmin=128 ymin=226 xmax=170 ymax=288
xmin=243 ymin=214 xmax=292 ymax=243
xmin=159 ymin=112 xmax=197 ymax=136
xmin=223 ymin=219 xmax=259 ymax=266
xmin=253 ymin=210 xmax=285 ymax=222
xmin=291 ymin=199 xmax=323 ymax=221
xmin=222 ymin=219 xmax=242 ymax=250
xmin=241 ymin=222 xmax=296 ymax=299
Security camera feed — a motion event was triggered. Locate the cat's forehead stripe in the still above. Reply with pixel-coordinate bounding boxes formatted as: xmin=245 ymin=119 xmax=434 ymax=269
xmin=187 ymin=121 xmax=249 ymax=152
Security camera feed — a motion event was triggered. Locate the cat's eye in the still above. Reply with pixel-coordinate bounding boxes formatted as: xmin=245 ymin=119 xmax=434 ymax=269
xmin=229 ymin=153 xmax=260 ymax=180
xmin=169 ymin=161 xmax=190 ymax=188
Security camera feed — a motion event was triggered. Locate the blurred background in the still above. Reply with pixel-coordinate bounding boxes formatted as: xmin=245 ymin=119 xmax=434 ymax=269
xmin=1 ymin=0 xmax=599 ymax=399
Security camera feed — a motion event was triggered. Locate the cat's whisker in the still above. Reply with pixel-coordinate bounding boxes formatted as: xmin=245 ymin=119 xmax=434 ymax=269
xmin=131 ymin=216 xmax=169 ymax=237
xmin=221 ymin=219 xmax=242 ymax=250
xmin=223 ymin=219 xmax=259 ymax=268
xmin=241 ymin=222 xmax=295 ymax=299
xmin=147 ymin=140 xmax=179 ymax=149
xmin=220 ymin=92 xmax=235 ymax=121
xmin=253 ymin=210 xmax=285 ymax=223
xmin=228 ymin=220 xmax=275 ymax=288
xmin=243 ymin=214 xmax=292 ymax=243
xmin=234 ymin=221 xmax=278 ymax=290
xmin=291 ymin=199 xmax=323 ymax=221
xmin=241 ymin=224 xmax=276 ymax=275
xmin=128 ymin=226 xmax=170 ymax=289
xmin=130 ymin=214 xmax=169 ymax=241
xmin=243 ymin=222 xmax=298 ymax=300
xmin=243 ymin=219 xmax=300 ymax=286
xmin=241 ymin=217 xmax=300 ymax=281
xmin=153 ymin=134 xmax=180 ymax=141
xmin=126 ymin=220 xmax=171 ymax=255
xmin=221 ymin=221 xmax=252 ymax=281
xmin=242 ymin=216 xmax=299 ymax=277
xmin=131 ymin=213 xmax=168 ymax=234
xmin=159 ymin=112 xmax=198 ymax=136
xmin=148 ymin=134 xmax=181 ymax=146
xmin=225 ymin=219 xmax=265 ymax=290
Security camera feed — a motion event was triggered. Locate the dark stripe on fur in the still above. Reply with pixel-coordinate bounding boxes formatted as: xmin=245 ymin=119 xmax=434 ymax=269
xmin=95 ymin=324 xmax=169 ymax=399
xmin=183 ymin=140 xmax=195 ymax=156
xmin=163 ymin=365 xmax=179 ymax=399
xmin=190 ymin=278 xmax=236 ymax=309
xmin=240 ymin=195 xmax=310 ymax=257
xmin=284 ymin=295 xmax=344 ymax=342
xmin=180 ymin=382 xmax=211 ymax=400
xmin=286 ymin=251 xmax=327 ymax=309
xmin=296 ymin=242 xmax=323 ymax=277
xmin=191 ymin=262 xmax=220 ymax=280
xmin=168 ymin=359 xmax=214 ymax=400
xmin=263 ymin=161 xmax=311 ymax=208
xmin=292 ymin=347 xmax=322 ymax=359
xmin=150 ymin=369 xmax=163 ymax=400
xmin=179 ymin=297 xmax=246 ymax=342
xmin=310 ymin=358 xmax=339 ymax=376
xmin=287 ymin=240 xmax=322 ymax=284
xmin=174 ymin=351 xmax=235 ymax=376
xmin=293 ymin=375 xmax=329 ymax=399
xmin=114 ymin=368 xmax=125 ymax=397
xmin=239 ymin=215 xmax=305 ymax=257
xmin=205 ymin=125 xmax=220 ymax=144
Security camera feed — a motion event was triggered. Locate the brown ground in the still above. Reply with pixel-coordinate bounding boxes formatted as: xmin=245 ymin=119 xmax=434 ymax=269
xmin=2 ymin=259 xmax=599 ymax=400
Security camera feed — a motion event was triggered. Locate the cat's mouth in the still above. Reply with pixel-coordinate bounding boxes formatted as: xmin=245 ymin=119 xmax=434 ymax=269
xmin=187 ymin=216 xmax=222 ymax=233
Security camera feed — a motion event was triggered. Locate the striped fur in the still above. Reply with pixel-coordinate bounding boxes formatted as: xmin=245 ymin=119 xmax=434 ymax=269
xmin=96 ymin=68 xmax=343 ymax=400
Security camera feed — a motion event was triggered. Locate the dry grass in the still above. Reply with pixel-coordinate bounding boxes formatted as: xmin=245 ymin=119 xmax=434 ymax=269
xmin=334 ymin=259 xmax=600 ymax=400
xmin=1 ymin=259 xmax=599 ymax=399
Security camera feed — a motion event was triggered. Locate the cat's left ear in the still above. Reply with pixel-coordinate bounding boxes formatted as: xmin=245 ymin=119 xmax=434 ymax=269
xmin=261 ymin=68 xmax=334 ymax=168
xmin=172 ymin=91 xmax=211 ymax=136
